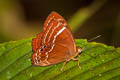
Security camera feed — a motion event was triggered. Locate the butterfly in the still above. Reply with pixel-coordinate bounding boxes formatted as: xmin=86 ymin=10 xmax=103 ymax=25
xmin=32 ymin=12 xmax=82 ymax=71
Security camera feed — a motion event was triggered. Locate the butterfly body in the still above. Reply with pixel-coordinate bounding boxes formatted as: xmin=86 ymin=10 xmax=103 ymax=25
xmin=32 ymin=12 xmax=81 ymax=67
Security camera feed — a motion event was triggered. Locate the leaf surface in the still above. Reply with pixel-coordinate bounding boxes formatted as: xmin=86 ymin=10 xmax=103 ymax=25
xmin=0 ymin=38 xmax=120 ymax=80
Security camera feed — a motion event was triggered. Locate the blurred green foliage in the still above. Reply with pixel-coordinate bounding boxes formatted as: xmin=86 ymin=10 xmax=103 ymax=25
xmin=0 ymin=0 xmax=120 ymax=46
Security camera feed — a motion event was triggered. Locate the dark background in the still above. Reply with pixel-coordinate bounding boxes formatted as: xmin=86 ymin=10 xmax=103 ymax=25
xmin=0 ymin=0 xmax=120 ymax=47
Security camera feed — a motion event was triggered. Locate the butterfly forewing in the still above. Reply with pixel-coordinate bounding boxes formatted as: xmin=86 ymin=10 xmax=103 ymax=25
xmin=47 ymin=25 xmax=77 ymax=64
xmin=32 ymin=12 xmax=77 ymax=66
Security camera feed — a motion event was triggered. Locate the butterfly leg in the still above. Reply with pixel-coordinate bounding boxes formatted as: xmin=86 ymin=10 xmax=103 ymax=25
xmin=60 ymin=61 xmax=67 ymax=71
xmin=72 ymin=57 xmax=81 ymax=69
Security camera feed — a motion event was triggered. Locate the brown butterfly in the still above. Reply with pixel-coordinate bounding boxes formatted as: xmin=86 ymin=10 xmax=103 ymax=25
xmin=32 ymin=12 xmax=82 ymax=71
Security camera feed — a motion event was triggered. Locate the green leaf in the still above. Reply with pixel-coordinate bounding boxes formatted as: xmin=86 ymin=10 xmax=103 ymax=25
xmin=0 ymin=38 xmax=120 ymax=80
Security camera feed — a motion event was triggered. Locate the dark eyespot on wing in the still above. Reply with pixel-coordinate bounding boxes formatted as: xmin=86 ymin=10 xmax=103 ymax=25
xmin=38 ymin=59 xmax=40 ymax=62
xmin=43 ymin=45 xmax=47 ymax=48
xmin=40 ymin=49 xmax=43 ymax=51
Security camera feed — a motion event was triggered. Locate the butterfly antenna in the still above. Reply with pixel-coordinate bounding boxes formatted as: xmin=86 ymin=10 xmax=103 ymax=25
xmin=88 ymin=35 xmax=101 ymax=42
